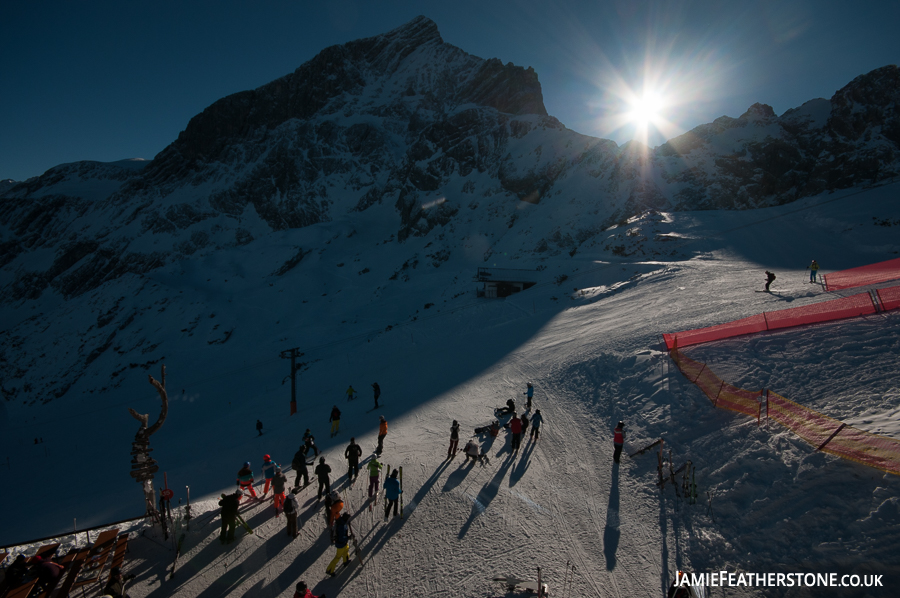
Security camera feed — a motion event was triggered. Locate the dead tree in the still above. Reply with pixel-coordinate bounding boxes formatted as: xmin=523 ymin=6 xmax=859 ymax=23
xmin=129 ymin=365 xmax=169 ymax=533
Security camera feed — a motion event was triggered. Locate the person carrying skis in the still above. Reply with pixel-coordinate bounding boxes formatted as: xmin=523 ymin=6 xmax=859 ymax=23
xmin=613 ymin=421 xmax=626 ymax=463
xmin=376 ymin=415 xmax=388 ymax=455
xmin=256 ymin=419 xmax=263 ymax=436
xmin=372 ymin=382 xmax=381 ymax=409
xmin=529 ymin=409 xmax=543 ymax=442
xmin=330 ymin=405 xmax=341 ymax=437
xmin=325 ymin=512 xmax=353 ymax=577
xmin=237 ymin=462 xmax=257 ymax=499
xmin=807 ymin=259 xmax=820 ymax=283
xmin=261 ymin=454 xmax=279 ymax=495
xmin=765 ymin=270 xmax=776 ymax=292
xmin=272 ymin=466 xmax=288 ymax=515
xmin=383 ymin=469 xmax=401 ymax=519
xmin=524 ymin=383 xmax=534 ymax=411
xmin=509 ymin=413 xmax=523 ymax=453
xmin=366 ymin=456 xmax=383 ymax=499
xmin=294 ymin=580 xmax=326 ymax=598
xmin=291 ymin=446 xmax=310 ymax=488
xmin=346 ymin=385 xmax=357 ymax=401
xmin=218 ymin=491 xmax=241 ymax=543
xmin=448 ymin=420 xmax=460 ymax=458
xmin=315 ymin=457 xmax=332 ymax=500
xmin=284 ymin=488 xmax=301 ymax=538
xmin=303 ymin=429 xmax=319 ymax=456
xmin=345 ymin=437 xmax=362 ymax=482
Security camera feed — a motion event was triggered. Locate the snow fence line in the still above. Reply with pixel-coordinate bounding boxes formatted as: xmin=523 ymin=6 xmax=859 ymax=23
xmin=662 ymin=282 xmax=900 ymax=350
xmin=669 ymin=348 xmax=900 ymax=477
xmin=824 ymin=256 xmax=900 ymax=291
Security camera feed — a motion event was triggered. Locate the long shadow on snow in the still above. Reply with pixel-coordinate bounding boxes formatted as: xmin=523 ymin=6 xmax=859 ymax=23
xmin=458 ymin=452 xmax=516 ymax=539
xmin=603 ymin=462 xmax=620 ymax=570
xmin=508 ymin=436 xmax=537 ymax=486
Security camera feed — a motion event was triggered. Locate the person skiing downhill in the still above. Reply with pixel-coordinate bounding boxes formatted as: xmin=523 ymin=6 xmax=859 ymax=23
xmin=330 ymin=405 xmax=341 ymax=437
xmin=292 ymin=446 xmax=310 ymax=488
xmin=346 ymin=385 xmax=357 ymax=401
xmin=383 ymin=469 xmax=402 ymax=519
xmin=345 ymin=437 xmax=362 ymax=482
xmin=524 ymin=383 xmax=534 ymax=411
xmin=237 ymin=462 xmax=257 ymax=499
xmin=529 ymin=409 xmax=544 ymax=442
xmin=256 ymin=419 xmax=263 ymax=436
xmin=366 ymin=456 xmax=383 ymax=498
xmin=376 ymin=416 xmax=388 ymax=455
xmin=315 ymin=457 xmax=332 ymax=500
xmin=765 ymin=270 xmax=776 ymax=292
xmin=372 ymin=382 xmax=381 ymax=409
xmin=613 ymin=421 xmax=626 ymax=464
xmin=807 ymin=260 xmax=820 ymax=283
xmin=261 ymin=454 xmax=279 ymax=495
xmin=448 ymin=420 xmax=460 ymax=458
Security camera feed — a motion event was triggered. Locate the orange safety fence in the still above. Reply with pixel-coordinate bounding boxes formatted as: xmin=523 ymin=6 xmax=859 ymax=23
xmin=824 ymin=257 xmax=900 ymax=291
xmin=662 ymin=286 xmax=900 ymax=350
xmin=670 ymin=348 xmax=900 ymax=476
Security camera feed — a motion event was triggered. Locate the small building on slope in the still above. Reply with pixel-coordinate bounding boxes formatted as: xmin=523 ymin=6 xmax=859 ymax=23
xmin=475 ymin=267 xmax=539 ymax=298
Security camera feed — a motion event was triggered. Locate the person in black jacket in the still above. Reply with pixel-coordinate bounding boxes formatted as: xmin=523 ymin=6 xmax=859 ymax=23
xmin=315 ymin=456 xmax=332 ymax=500
xmin=372 ymin=382 xmax=381 ymax=409
xmin=448 ymin=420 xmax=460 ymax=458
xmin=329 ymin=406 xmax=341 ymax=437
xmin=256 ymin=419 xmax=263 ymax=436
xmin=291 ymin=447 xmax=310 ymax=489
xmin=765 ymin=270 xmax=776 ymax=292
xmin=345 ymin=437 xmax=362 ymax=482
xmin=219 ymin=491 xmax=241 ymax=544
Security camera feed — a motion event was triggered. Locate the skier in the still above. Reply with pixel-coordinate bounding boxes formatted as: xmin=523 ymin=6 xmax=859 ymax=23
xmin=376 ymin=415 xmax=388 ymax=455
xmin=613 ymin=421 xmax=626 ymax=464
xmin=520 ymin=411 xmax=530 ymax=438
xmin=237 ymin=462 xmax=257 ymax=499
xmin=508 ymin=413 xmax=523 ymax=453
xmin=524 ymin=382 xmax=534 ymax=411
xmin=366 ymin=456 xmax=383 ymax=499
xmin=448 ymin=420 xmax=460 ymax=458
xmin=294 ymin=580 xmax=326 ymax=598
xmin=261 ymin=454 xmax=279 ymax=495
xmin=330 ymin=405 xmax=341 ymax=437
xmin=272 ymin=466 xmax=288 ymax=515
xmin=808 ymin=259 xmax=820 ymax=283
xmin=218 ymin=491 xmax=241 ymax=544
xmin=256 ymin=419 xmax=263 ymax=436
xmin=291 ymin=446 xmax=310 ymax=488
xmin=372 ymin=382 xmax=381 ymax=409
xmin=325 ymin=512 xmax=353 ymax=577
xmin=498 ymin=398 xmax=516 ymax=416
xmin=315 ymin=457 xmax=332 ymax=501
xmin=328 ymin=491 xmax=344 ymax=527
xmin=346 ymin=385 xmax=357 ymax=401
xmin=463 ymin=439 xmax=481 ymax=464
xmin=529 ymin=409 xmax=543 ymax=442
xmin=345 ymin=437 xmax=362 ymax=482
xmin=284 ymin=488 xmax=301 ymax=538
xmin=303 ymin=429 xmax=319 ymax=456
xmin=764 ymin=270 xmax=776 ymax=292
xmin=383 ymin=469 xmax=401 ymax=519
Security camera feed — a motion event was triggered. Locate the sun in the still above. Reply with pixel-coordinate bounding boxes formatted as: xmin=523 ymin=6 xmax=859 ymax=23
xmin=627 ymin=91 xmax=665 ymax=127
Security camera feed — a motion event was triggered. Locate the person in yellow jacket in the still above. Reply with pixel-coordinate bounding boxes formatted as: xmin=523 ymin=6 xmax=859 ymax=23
xmin=376 ymin=415 xmax=388 ymax=455
xmin=807 ymin=259 xmax=820 ymax=283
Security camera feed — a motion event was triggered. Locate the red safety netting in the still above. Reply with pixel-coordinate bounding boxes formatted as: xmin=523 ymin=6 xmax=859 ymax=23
xmin=764 ymin=292 xmax=876 ymax=330
xmin=671 ymin=350 xmax=762 ymax=418
xmin=877 ymin=285 xmax=900 ymax=312
xmin=663 ymin=293 xmax=876 ymax=350
xmin=767 ymin=391 xmax=841 ymax=447
xmin=824 ymin=257 xmax=900 ymax=291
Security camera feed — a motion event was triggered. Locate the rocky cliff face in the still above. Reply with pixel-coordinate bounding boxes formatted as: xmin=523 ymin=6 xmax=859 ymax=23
xmin=0 ymin=18 xmax=899 ymax=404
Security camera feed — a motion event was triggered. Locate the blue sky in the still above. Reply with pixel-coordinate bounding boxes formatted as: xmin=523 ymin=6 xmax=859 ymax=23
xmin=1 ymin=0 xmax=897 ymax=182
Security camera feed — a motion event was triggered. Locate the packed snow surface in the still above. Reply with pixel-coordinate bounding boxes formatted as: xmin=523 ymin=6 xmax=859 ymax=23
xmin=2 ymin=183 xmax=900 ymax=598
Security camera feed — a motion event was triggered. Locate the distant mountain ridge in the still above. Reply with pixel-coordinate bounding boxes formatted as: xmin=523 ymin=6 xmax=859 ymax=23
xmin=0 ymin=16 xmax=898 ymax=404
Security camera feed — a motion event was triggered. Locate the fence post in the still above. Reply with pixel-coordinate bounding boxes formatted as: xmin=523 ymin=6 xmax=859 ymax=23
xmin=713 ymin=381 xmax=725 ymax=408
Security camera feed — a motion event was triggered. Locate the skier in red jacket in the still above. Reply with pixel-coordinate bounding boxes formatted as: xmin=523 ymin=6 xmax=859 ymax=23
xmin=509 ymin=414 xmax=523 ymax=453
